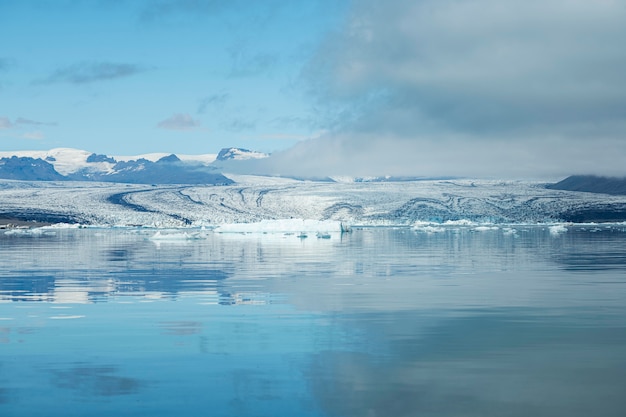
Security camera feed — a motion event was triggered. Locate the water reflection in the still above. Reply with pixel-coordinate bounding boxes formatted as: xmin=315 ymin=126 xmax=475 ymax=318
xmin=49 ymin=364 xmax=144 ymax=397
xmin=310 ymin=311 xmax=626 ymax=417
xmin=1 ymin=226 xmax=626 ymax=416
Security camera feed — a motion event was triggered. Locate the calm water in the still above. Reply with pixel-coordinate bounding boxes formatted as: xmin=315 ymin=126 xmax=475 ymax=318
xmin=1 ymin=226 xmax=626 ymax=416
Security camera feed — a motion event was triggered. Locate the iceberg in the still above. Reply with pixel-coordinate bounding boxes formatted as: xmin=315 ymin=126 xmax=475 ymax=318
xmin=549 ymin=225 xmax=568 ymax=236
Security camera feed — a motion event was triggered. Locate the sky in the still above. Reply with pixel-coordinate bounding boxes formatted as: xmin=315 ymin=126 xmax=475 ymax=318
xmin=1 ymin=0 xmax=626 ymax=179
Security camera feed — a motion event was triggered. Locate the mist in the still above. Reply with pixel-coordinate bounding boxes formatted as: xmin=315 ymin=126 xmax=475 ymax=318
xmin=239 ymin=0 xmax=626 ymax=179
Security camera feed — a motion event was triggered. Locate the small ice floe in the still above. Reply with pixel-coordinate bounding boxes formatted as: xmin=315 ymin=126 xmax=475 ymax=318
xmin=549 ymin=224 xmax=568 ymax=236
xmin=443 ymin=219 xmax=477 ymax=226
xmin=149 ymin=231 xmax=204 ymax=241
xmin=4 ymin=228 xmax=57 ymax=237
xmin=49 ymin=315 xmax=85 ymax=320
xmin=502 ymin=227 xmax=518 ymax=236
xmin=316 ymin=232 xmax=331 ymax=239
xmin=417 ymin=226 xmax=446 ymax=234
xmin=215 ymin=219 xmax=346 ymax=234
xmin=411 ymin=221 xmax=445 ymax=233
xmin=473 ymin=226 xmax=499 ymax=232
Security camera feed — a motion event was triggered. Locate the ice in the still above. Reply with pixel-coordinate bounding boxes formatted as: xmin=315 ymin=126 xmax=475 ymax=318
xmin=215 ymin=219 xmax=345 ymax=234
xmin=415 ymin=226 xmax=446 ymax=234
xmin=1 ymin=177 xmax=626 ymax=229
xmin=473 ymin=226 xmax=500 ymax=231
xmin=149 ymin=231 xmax=205 ymax=240
xmin=549 ymin=224 xmax=568 ymax=235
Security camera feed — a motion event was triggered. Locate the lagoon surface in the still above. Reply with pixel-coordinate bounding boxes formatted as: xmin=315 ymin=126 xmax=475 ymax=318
xmin=1 ymin=226 xmax=626 ymax=416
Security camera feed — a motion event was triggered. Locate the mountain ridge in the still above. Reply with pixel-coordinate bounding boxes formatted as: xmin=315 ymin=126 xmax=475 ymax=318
xmin=547 ymin=175 xmax=626 ymax=196
xmin=0 ymin=147 xmax=268 ymax=185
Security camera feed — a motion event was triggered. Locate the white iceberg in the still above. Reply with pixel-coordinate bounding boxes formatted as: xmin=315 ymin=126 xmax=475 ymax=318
xmin=549 ymin=224 xmax=568 ymax=236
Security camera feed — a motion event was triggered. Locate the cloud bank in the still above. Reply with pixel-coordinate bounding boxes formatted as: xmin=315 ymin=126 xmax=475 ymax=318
xmin=248 ymin=0 xmax=626 ymax=179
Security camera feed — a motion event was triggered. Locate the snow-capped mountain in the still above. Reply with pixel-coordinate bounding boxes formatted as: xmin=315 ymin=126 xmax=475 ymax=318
xmin=216 ymin=147 xmax=269 ymax=161
xmin=0 ymin=147 xmax=267 ymax=185
xmin=0 ymin=148 xmax=223 ymax=177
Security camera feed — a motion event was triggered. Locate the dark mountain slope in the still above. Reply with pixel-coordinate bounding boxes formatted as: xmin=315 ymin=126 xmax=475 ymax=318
xmin=0 ymin=157 xmax=66 ymax=181
xmin=547 ymin=175 xmax=626 ymax=195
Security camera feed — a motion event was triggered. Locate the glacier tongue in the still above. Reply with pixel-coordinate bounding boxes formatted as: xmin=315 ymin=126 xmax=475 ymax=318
xmin=1 ymin=178 xmax=626 ymax=228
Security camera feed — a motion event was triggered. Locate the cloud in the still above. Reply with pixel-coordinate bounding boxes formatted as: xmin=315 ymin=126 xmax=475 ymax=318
xmin=228 ymin=48 xmax=279 ymax=78
xmin=222 ymin=117 xmax=256 ymax=132
xmin=15 ymin=117 xmax=57 ymax=127
xmin=277 ymin=0 xmax=626 ymax=178
xmin=197 ymin=92 xmax=230 ymax=114
xmin=157 ymin=113 xmax=201 ymax=131
xmin=0 ymin=116 xmax=57 ymax=131
xmin=21 ymin=131 xmax=45 ymax=140
xmin=38 ymin=61 xmax=147 ymax=84
xmin=0 ymin=117 xmax=13 ymax=129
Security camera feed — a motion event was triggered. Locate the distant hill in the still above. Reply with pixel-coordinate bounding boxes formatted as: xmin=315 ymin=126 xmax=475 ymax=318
xmin=547 ymin=175 xmax=626 ymax=195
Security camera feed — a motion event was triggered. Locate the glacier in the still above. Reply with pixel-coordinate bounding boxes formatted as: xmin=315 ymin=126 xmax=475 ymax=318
xmin=2 ymin=175 xmax=626 ymax=229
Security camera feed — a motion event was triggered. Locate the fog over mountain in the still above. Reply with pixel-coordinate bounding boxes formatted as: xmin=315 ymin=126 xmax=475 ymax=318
xmin=237 ymin=0 xmax=626 ymax=180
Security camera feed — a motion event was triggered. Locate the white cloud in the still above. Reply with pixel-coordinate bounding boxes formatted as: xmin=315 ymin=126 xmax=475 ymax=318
xmin=157 ymin=113 xmax=201 ymax=131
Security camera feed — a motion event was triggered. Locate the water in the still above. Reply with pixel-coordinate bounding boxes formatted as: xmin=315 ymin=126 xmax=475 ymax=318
xmin=1 ymin=226 xmax=626 ymax=416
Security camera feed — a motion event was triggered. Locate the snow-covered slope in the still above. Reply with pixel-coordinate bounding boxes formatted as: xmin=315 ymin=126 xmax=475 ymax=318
xmin=216 ymin=147 xmax=269 ymax=161
xmin=0 ymin=148 xmax=105 ymax=175
xmin=115 ymin=152 xmax=217 ymax=165
xmin=1 ymin=177 xmax=625 ymax=228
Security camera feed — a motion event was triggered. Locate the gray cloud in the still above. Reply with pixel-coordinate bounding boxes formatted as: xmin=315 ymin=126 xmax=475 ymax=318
xmin=197 ymin=92 xmax=230 ymax=114
xmin=0 ymin=117 xmax=13 ymax=130
xmin=272 ymin=0 xmax=626 ymax=179
xmin=157 ymin=113 xmax=201 ymax=131
xmin=0 ymin=116 xmax=57 ymax=130
xmin=38 ymin=61 xmax=147 ymax=85
xmin=15 ymin=117 xmax=57 ymax=127
xmin=222 ymin=117 xmax=256 ymax=132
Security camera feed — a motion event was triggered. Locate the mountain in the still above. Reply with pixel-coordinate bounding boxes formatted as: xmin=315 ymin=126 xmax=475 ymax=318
xmin=547 ymin=175 xmax=626 ymax=195
xmin=216 ymin=147 xmax=269 ymax=161
xmin=0 ymin=148 xmax=239 ymax=185
xmin=0 ymin=156 xmax=66 ymax=181
xmin=83 ymin=154 xmax=233 ymax=185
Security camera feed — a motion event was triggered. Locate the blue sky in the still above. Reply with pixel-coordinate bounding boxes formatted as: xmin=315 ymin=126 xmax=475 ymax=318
xmin=2 ymin=0 xmax=626 ymax=178
xmin=0 ymin=0 xmax=347 ymax=155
